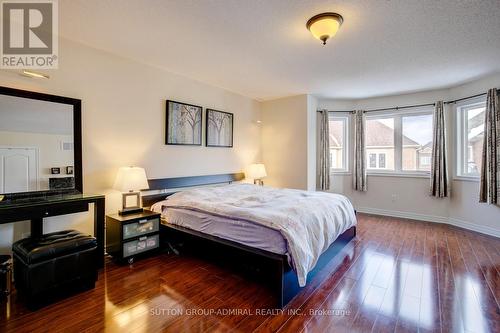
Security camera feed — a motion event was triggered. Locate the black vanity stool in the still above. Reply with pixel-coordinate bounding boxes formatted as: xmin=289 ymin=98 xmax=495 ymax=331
xmin=12 ymin=230 xmax=98 ymax=308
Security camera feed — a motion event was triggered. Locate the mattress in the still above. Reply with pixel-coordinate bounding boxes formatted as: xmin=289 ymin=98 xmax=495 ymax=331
xmin=151 ymin=204 xmax=288 ymax=255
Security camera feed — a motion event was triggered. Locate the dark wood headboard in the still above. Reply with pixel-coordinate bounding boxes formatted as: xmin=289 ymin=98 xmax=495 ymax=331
xmin=142 ymin=172 xmax=245 ymax=207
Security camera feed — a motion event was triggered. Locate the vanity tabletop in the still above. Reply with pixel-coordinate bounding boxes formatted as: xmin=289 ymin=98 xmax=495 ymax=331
xmin=0 ymin=192 xmax=104 ymax=209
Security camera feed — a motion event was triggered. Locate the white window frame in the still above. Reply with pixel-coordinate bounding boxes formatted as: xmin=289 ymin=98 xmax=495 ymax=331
xmin=329 ymin=114 xmax=349 ymax=173
xmin=455 ymin=98 xmax=486 ymax=180
xmin=365 ymin=107 xmax=434 ymax=177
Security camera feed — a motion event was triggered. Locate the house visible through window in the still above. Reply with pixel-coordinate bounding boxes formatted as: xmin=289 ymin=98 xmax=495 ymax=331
xmin=365 ymin=108 xmax=433 ymax=174
xmin=457 ymin=101 xmax=485 ymax=177
xmin=365 ymin=117 xmax=395 ymax=170
xmin=379 ymin=153 xmax=386 ymax=168
xmin=420 ymin=155 xmax=431 ymax=167
xmin=402 ymin=114 xmax=433 ymax=172
xmin=367 ymin=152 xmax=387 ymax=169
xmin=329 ymin=115 xmax=349 ymax=172
xmin=369 ymin=153 xmax=376 ymax=168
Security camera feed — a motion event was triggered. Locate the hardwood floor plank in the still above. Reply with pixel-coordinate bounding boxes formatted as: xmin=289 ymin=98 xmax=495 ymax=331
xmin=437 ymin=227 xmax=465 ymax=333
xmin=452 ymin=231 xmax=500 ymax=333
xmin=371 ymin=314 xmax=398 ymax=333
xmin=446 ymin=230 xmax=493 ymax=333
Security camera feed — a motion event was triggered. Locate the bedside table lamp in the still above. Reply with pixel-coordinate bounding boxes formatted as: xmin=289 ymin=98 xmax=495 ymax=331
xmin=246 ymin=163 xmax=267 ymax=186
xmin=113 ymin=167 xmax=149 ymax=215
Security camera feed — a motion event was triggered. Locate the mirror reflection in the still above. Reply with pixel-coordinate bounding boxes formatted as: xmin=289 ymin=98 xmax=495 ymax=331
xmin=0 ymin=94 xmax=74 ymax=194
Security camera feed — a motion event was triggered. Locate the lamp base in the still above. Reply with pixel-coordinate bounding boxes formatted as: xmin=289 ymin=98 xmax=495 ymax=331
xmin=118 ymin=207 xmax=144 ymax=216
xmin=119 ymin=191 xmax=143 ymax=215
xmin=253 ymin=179 xmax=264 ymax=186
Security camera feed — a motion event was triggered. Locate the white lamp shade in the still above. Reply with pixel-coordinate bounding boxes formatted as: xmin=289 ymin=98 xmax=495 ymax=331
xmin=113 ymin=167 xmax=149 ymax=192
xmin=246 ymin=163 xmax=267 ymax=179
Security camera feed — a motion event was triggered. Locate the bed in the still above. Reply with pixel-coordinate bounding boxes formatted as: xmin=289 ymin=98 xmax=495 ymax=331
xmin=142 ymin=173 xmax=357 ymax=308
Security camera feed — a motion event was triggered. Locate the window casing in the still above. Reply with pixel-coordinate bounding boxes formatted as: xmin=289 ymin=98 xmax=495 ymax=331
xmin=328 ymin=115 xmax=349 ymax=173
xmin=365 ymin=107 xmax=434 ymax=176
xmin=456 ymin=100 xmax=486 ymax=178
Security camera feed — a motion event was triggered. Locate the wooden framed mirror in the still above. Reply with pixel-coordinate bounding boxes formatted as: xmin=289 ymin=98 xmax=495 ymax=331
xmin=0 ymin=86 xmax=82 ymax=198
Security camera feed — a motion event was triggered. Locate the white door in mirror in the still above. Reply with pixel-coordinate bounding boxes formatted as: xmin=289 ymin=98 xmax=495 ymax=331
xmin=0 ymin=148 xmax=38 ymax=193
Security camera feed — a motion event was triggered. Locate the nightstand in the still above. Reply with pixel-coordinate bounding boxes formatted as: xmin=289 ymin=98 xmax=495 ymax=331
xmin=106 ymin=210 xmax=161 ymax=264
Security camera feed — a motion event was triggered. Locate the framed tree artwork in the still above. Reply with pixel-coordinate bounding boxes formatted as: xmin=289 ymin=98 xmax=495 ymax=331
xmin=166 ymin=100 xmax=203 ymax=145
xmin=206 ymin=109 xmax=233 ymax=148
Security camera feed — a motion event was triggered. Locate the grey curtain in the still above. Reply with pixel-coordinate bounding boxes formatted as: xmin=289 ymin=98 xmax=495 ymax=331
xmin=318 ymin=110 xmax=330 ymax=191
xmin=430 ymin=101 xmax=449 ymax=197
xmin=479 ymin=88 xmax=499 ymax=204
xmin=353 ymin=110 xmax=367 ymax=191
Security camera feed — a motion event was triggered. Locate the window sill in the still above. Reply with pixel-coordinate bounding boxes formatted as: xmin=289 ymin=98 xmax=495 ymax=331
xmin=329 ymin=171 xmax=431 ymax=178
xmin=453 ymin=176 xmax=480 ymax=182
xmin=330 ymin=170 xmax=351 ymax=176
xmin=367 ymin=171 xmax=430 ymax=179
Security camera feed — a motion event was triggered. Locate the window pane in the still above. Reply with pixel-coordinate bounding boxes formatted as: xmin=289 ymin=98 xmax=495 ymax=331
xmin=329 ymin=119 xmax=344 ymax=169
xmin=402 ymin=114 xmax=433 ymax=171
xmin=465 ymin=106 xmax=485 ymax=175
xmin=369 ymin=153 xmax=376 ymax=168
xmin=379 ymin=153 xmax=386 ymax=168
xmin=366 ymin=118 xmax=394 ymax=170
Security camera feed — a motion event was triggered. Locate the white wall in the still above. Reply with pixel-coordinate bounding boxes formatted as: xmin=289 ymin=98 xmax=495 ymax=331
xmin=261 ymin=95 xmax=308 ymax=189
xmin=318 ymin=72 xmax=500 ymax=237
xmin=260 ymin=94 xmax=318 ymax=190
xmin=0 ymin=38 xmax=262 ymax=253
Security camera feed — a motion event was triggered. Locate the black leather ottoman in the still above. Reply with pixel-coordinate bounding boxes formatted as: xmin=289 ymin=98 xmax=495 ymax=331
xmin=13 ymin=230 xmax=98 ymax=308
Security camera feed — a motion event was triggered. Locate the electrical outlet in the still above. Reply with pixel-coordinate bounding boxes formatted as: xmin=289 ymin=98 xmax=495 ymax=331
xmin=391 ymin=194 xmax=397 ymax=202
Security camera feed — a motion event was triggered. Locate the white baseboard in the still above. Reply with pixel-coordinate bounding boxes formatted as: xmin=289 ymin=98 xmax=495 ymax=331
xmin=448 ymin=217 xmax=500 ymax=238
xmin=356 ymin=206 xmax=500 ymax=238
xmin=356 ymin=207 xmax=449 ymax=223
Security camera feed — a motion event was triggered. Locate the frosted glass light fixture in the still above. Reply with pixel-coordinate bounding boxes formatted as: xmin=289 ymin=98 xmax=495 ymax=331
xmin=306 ymin=12 xmax=344 ymax=45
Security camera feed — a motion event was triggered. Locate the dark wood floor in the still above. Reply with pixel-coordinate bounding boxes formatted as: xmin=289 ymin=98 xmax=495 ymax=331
xmin=0 ymin=214 xmax=499 ymax=332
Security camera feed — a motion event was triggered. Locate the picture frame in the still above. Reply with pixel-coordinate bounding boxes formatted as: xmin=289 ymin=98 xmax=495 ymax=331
xmin=66 ymin=166 xmax=74 ymax=175
xmin=51 ymin=167 xmax=60 ymax=174
xmin=166 ymin=100 xmax=203 ymax=146
xmin=206 ymin=109 xmax=233 ymax=148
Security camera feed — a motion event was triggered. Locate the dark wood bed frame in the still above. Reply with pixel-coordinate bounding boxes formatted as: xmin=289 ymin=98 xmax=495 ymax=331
xmin=142 ymin=173 xmax=356 ymax=308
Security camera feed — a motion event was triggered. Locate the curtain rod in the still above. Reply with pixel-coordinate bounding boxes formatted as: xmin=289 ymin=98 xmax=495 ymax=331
xmin=318 ymin=87 xmax=499 ymax=114
xmin=444 ymin=91 xmax=489 ymax=105
xmin=319 ymin=102 xmax=434 ymax=114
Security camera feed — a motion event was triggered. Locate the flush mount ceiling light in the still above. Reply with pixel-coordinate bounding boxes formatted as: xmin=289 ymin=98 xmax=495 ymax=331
xmin=306 ymin=12 xmax=343 ymax=45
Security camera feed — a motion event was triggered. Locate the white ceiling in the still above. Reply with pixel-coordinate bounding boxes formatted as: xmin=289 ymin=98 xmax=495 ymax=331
xmin=59 ymin=0 xmax=500 ymax=101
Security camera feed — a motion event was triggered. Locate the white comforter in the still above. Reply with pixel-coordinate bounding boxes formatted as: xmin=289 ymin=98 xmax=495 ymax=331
xmin=160 ymin=184 xmax=356 ymax=287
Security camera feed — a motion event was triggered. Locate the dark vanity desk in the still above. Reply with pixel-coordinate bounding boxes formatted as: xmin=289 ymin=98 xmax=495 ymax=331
xmin=0 ymin=193 xmax=105 ymax=268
